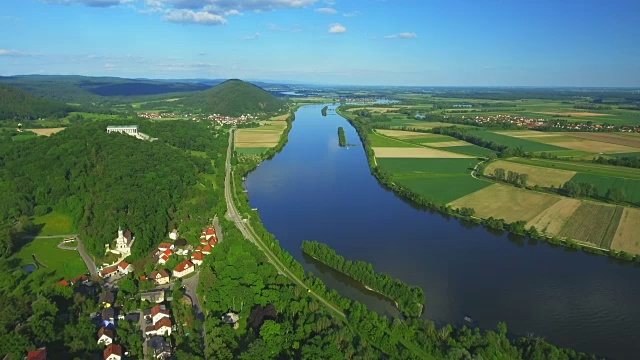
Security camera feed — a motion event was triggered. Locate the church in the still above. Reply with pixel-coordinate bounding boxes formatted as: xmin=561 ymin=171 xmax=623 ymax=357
xmin=106 ymin=226 xmax=135 ymax=256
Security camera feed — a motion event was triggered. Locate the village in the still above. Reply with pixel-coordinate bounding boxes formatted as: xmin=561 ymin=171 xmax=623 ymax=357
xmin=137 ymin=111 xmax=257 ymax=126
xmin=37 ymin=224 xmax=228 ymax=360
xmin=453 ymin=113 xmax=640 ymax=132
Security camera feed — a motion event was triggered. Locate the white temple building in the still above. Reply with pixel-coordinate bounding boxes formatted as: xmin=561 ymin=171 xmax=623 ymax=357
xmin=106 ymin=125 xmax=156 ymax=141
xmin=106 ymin=226 xmax=135 ymax=256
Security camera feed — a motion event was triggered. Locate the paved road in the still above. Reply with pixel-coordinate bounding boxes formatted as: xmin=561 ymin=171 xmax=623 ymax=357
xmin=37 ymin=234 xmax=98 ymax=277
xmin=224 ymin=129 xmax=345 ymax=318
xmin=76 ymin=237 xmax=99 ymax=277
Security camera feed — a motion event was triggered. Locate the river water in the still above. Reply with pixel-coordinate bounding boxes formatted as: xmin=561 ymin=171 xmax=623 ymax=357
xmin=244 ymin=104 xmax=640 ymax=359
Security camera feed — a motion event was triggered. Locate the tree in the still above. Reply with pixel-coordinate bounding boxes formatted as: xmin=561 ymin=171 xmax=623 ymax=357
xmin=493 ymin=168 xmax=506 ymax=181
xmin=607 ymin=188 xmax=626 ymax=203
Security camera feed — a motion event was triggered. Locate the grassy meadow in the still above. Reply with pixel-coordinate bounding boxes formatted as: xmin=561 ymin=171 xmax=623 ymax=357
xmin=32 ymin=211 xmax=75 ymax=236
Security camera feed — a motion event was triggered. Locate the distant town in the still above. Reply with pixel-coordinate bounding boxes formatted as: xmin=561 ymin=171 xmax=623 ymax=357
xmin=454 ymin=114 xmax=640 ymax=132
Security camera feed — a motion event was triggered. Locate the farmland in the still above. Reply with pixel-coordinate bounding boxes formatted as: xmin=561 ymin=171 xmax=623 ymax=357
xmin=29 ymin=127 xmax=66 ymax=136
xmin=369 ymin=131 xmax=418 ymax=147
xmin=377 ymin=158 xmax=491 ymax=204
xmin=468 ymin=130 xmax=569 ymax=152
xmin=484 ymin=160 xmax=576 ymax=187
xmin=508 ymin=158 xmax=640 ymax=179
xmin=570 ymin=173 xmax=640 ymax=205
xmin=235 ymin=122 xmax=287 ymax=148
xmin=373 ymin=147 xmax=472 ymax=158
xmin=558 ymin=203 xmax=623 ymax=248
xmin=611 ymin=208 xmax=640 ymax=255
xmin=526 ymin=198 xmax=581 ymax=234
xmin=449 ymin=184 xmax=561 ymax=223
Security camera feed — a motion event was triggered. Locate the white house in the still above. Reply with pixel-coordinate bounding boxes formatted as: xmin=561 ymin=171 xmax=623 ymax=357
xmin=103 ymin=344 xmax=122 ymax=360
xmin=191 ymin=251 xmax=203 ymax=266
xmin=117 ymin=261 xmax=133 ymax=275
xmin=145 ymin=317 xmax=172 ymax=337
xmin=97 ymin=327 xmax=113 ymax=346
xmin=149 ymin=270 xmax=170 ymax=285
xmin=169 ymin=229 xmax=178 ymax=241
xmin=173 ymin=260 xmax=195 ymax=278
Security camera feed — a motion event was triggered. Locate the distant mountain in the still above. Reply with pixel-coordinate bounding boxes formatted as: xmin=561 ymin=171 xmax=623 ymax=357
xmin=0 ymin=85 xmax=74 ymax=120
xmin=0 ymin=75 xmax=212 ymax=103
xmin=180 ymin=79 xmax=286 ymax=116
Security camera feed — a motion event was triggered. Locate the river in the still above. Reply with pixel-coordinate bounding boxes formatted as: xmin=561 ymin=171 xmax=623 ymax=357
xmin=244 ymin=104 xmax=640 ymax=359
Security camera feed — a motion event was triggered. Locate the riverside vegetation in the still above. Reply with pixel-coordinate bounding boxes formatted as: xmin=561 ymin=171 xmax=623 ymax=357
xmin=338 ymin=126 xmax=346 ymax=147
xmin=301 ymin=240 xmax=424 ymax=317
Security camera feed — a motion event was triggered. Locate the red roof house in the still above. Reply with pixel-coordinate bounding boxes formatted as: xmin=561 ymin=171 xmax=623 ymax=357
xmin=28 ymin=348 xmax=47 ymax=360
xmin=174 ymin=259 xmax=195 ymax=278
xmin=104 ymin=343 xmax=122 ymax=360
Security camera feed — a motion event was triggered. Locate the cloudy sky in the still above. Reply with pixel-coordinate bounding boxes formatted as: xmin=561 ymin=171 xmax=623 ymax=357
xmin=1 ymin=0 xmax=639 ymax=86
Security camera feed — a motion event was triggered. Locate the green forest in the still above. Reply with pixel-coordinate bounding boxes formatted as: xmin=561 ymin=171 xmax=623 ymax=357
xmin=302 ymin=240 xmax=424 ymax=317
xmin=180 ymin=79 xmax=286 ymax=117
xmin=0 ymin=86 xmax=74 ymax=120
xmin=0 ymin=119 xmax=227 ymax=260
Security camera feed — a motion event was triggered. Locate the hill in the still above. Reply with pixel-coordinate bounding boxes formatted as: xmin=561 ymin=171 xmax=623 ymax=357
xmin=180 ymin=79 xmax=285 ymax=116
xmin=0 ymin=85 xmax=74 ymax=120
xmin=0 ymin=75 xmax=212 ymax=104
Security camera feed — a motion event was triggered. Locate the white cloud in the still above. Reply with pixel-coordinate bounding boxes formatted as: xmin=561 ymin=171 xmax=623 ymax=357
xmin=0 ymin=49 xmax=40 ymax=56
xmin=164 ymin=9 xmax=227 ymax=25
xmin=42 ymin=0 xmax=134 ymax=7
xmin=104 ymin=63 xmax=115 ymax=70
xmin=315 ymin=7 xmax=336 ymax=14
xmin=384 ymin=32 xmax=417 ymax=39
xmin=328 ymin=23 xmax=346 ymax=33
xmin=266 ymin=23 xmax=302 ymax=32
xmin=243 ymin=32 xmax=261 ymax=40
xmin=44 ymin=0 xmax=322 ymax=25
xmin=342 ymin=11 xmax=360 ymax=17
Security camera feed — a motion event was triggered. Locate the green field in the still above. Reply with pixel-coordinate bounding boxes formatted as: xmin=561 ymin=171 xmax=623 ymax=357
xmin=235 ymin=147 xmax=268 ymax=154
xmin=32 ymin=211 xmax=75 ymax=236
xmin=443 ymin=145 xmax=496 ymax=157
xmin=378 ymin=158 xmax=491 ymax=203
xmin=469 ymin=130 xmax=568 ymax=152
xmin=11 ymin=237 xmax=86 ymax=284
xmin=397 ymin=176 xmax=491 ymax=204
xmin=571 ymin=173 xmax=640 ymax=205
xmin=12 ymin=133 xmax=37 ymax=141
xmin=369 ymin=131 xmax=418 ymax=147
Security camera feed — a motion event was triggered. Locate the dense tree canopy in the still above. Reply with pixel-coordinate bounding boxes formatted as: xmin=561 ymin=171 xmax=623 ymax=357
xmin=0 ymin=85 xmax=74 ymax=120
xmin=0 ymin=120 xmax=226 ymax=259
xmin=180 ymin=79 xmax=285 ymax=116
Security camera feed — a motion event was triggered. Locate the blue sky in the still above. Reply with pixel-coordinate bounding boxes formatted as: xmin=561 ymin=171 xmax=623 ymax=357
xmin=1 ymin=0 xmax=639 ymax=86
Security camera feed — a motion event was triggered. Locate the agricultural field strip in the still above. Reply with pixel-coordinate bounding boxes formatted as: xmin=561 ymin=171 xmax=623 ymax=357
xmin=29 ymin=128 xmax=66 ymax=136
xmin=610 ymin=208 xmax=640 ymax=254
xmin=449 ymin=183 xmax=561 ymax=223
xmin=508 ymin=158 xmax=640 ymax=180
xmin=485 ymin=160 xmax=576 ymax=187
xmin=567 ymin=132 xmax=640 ymax=148
xmin=526 ymin=198 xmax=582 ymax=235
xmin=373 ymin=129 xmax=485 ymax=157
xmin=558 ymin=202 xmax=621 ymax=248
xmin=373 ymin=147 xmax=473 ymax=159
